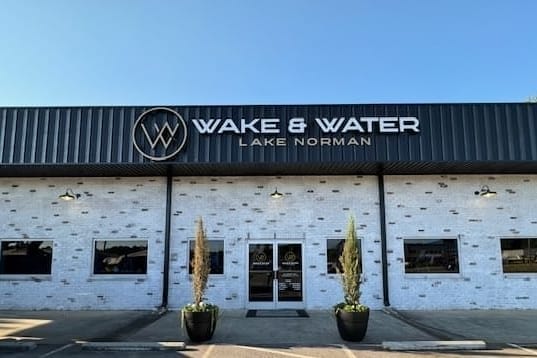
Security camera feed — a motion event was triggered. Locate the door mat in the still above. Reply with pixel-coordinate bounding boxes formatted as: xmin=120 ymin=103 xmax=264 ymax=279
xmin=246 ymin=309 xmax=309 ymax=318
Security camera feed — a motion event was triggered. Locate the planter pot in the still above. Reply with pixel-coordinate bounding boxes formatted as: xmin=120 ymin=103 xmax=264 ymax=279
xmin=182 ymin=310 xmax=217 ymax=342
xmin=335 ymin=309 xmax=369 ymax=342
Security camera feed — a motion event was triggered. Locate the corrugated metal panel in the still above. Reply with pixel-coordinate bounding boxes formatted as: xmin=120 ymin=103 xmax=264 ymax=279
xmin=1 ymin=103 xmax=537 ymax=176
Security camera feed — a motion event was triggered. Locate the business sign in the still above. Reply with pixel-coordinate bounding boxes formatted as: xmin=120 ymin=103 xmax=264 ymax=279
xmin=191 ymin=116 xmax=420 ymax=134
xmin=132 ymin=107 xmax=188 ymax=161
xmin=133 ymin=107 xmax=420 ymax=161
xmin=192 ymin=116 xmax=419 ymax=148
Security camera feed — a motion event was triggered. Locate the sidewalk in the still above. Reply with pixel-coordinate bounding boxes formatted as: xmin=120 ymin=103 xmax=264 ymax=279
xmin=127 ymin=309 xmax=436 ymax=345
xmin=390 ymin=309 xmax=537 ymax=345
xmin=1 ymin=309 xmax=537 ymax=350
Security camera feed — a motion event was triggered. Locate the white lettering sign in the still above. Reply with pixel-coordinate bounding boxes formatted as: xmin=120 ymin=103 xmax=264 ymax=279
xmin=288 ymin=117 xmax=307 ymax=133
xmin=314 ymin=117 xmax=420 ymax=134
xmin=191 ymin=116 xmax=420 ymax=135
xmin=191 ymin=118 xmax=281 ymax=134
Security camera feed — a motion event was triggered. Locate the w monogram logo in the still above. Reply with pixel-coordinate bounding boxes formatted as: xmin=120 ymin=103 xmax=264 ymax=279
xmin=141 ymin=122 xmax=180 ymax=149
xmin=132 ymin=107 xmax=188 ymax=161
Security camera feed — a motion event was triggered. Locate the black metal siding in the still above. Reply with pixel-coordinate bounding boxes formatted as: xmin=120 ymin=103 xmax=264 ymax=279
xmin=1 ymin=103 xmax=537 ymax=176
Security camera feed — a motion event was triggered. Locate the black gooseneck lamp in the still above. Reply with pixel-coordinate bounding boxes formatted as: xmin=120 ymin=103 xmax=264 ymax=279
xmin=59 ymin=189 xmax=81 ymax=201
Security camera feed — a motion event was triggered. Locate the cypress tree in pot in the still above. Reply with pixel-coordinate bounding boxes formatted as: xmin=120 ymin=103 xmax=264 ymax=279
xmin=334 ymin=216 xmax=369 ymax=341
xmin=181 ymin=217 xmax=219 ymax=342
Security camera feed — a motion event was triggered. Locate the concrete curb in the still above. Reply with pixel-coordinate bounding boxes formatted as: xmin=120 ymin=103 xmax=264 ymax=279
xmin=81 ymin=341 xmax=186 ymax=351
xmin=0 ymin=341 xmax=37 ymax=351
xmin=382 ymin=340 xmax=487 ymax=351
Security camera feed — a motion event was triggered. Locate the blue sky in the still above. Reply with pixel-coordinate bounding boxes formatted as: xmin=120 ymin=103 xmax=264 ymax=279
xmin=0 ymin=0 xmax=536 ymax=106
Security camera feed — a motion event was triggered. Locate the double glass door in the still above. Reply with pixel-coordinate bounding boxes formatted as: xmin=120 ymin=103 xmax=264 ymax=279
xmin=248 ymin=242 xmax=303 ymax=309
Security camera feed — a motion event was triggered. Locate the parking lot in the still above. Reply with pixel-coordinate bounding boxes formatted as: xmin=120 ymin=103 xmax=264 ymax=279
xmin=1 ymin=309 xmax=537 ymax=357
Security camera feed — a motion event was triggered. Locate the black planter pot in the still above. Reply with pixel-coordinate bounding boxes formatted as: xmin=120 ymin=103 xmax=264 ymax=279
xmin=335 ymin=309 xmax=370 ymax=342
xmin=182 ymin=310 xmax=217 ymax=342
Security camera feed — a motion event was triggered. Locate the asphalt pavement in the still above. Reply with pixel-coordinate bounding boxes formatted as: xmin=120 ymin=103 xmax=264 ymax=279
xmin=1 ymin=308 xmax=537 ymax=357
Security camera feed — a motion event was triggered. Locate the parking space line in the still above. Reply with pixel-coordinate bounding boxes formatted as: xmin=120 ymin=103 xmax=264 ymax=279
xmin=508 ymin=343 xmax=537 ymax=356
xmin=235 ymin=345 xmax=316 ymax=358
xmin=331 ymin=344 xmax=355 ymax=358
xmin=39 ymin=343 xmax=74 ymax=358
xmin=202 ymin=344 xmax=215 ymax=358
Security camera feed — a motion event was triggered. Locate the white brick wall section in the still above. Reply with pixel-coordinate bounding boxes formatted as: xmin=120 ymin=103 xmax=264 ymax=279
xmin=168 ymin=176 xmax=384 ymax=310
xmin=4 ymin=174 xmax=535 ymax=310
xmin=385 ymin=175 xmax=537 ymax=309
xmin=0 ymin=177 xmax=166 ymax=310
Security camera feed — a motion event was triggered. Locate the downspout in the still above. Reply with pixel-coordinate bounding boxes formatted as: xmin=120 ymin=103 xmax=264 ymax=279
xmin=160 ymin=167 xmax=173 ymax=311
xmin=378 ymin=175 xmax=390 ymax=307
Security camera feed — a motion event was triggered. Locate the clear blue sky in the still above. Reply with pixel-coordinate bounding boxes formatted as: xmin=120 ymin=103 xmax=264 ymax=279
xmin=0 ymin=0 xmax=536 ymax=106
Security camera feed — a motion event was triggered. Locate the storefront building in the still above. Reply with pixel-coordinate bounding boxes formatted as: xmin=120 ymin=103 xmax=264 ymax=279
xmin=1 ymin=103 xmax=537 ymax=310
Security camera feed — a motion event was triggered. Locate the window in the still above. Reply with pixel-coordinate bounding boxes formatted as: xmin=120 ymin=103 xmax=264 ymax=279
xmin=404 ymin=238 xmax=459 ymax=274
xmin=0 ymin=240 xmax=53 ymax=275
xmin=93 ymin=240 xmax=148 ymax=274
xmin=189 ymin=240 xmax=224 ymax=275
xmin=326 ymin=239 xmax=362 ymax=274
xmin=501 ymin=238 xmax=537 ymax=273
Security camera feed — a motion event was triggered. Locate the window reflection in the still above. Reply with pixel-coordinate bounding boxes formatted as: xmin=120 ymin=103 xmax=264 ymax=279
xmin=404 ymin=239 xmax=459 ymax=274
xmin=248 ymin=244 xmax=273 ymax=301
xmin=326 ymin=239 xmax=362 ymax=274
xmin=249 ymin=244 xmax=272 ymax=271
xmin=0 ymin=240 xmax=53 ymax=275
xmin=189 ymin=240 xmax=224 ymax=275
xmin=93 ymin=240 xmax=148 ymax=274
xmin=501 ymin=238 xmax=537 ymax=273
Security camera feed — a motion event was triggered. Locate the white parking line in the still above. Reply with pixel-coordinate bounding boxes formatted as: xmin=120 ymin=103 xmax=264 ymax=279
xmin=331 ymin=344 xmax=355 ymax=358
xmin=236 ymin=345 xmax=316 ymax=358
xmin=39 ymin=343 xmax=74 ymax=358
xmin=202 ymin=344 xmax=215 ymax=358
xmin=508 ymin=343 xmax=537 ymax=356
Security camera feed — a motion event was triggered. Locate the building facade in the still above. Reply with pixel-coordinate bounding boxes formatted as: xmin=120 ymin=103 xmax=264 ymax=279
xmin=1 ymin=103 xmax=536 ymax=310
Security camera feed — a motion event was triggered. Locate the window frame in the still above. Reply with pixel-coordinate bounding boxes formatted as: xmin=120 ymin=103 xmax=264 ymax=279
xmin=188 ymin=238 xmax=225 ymax=276
xmin=402 ymin=236 xmax=462 ymax=278
xmin=91 ymin=238 xmax=149 ymax=277
xmin=500 ymin=237 xmax=537 ymax=276
xmin=326 ymin=237 xmax=363 ymax=275
xmin=0 ymin=239 xmax=54 ymax=279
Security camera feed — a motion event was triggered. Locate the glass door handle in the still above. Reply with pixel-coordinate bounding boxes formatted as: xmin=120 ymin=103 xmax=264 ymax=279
xmin=273 ymin=270 xmax=279 ymax=280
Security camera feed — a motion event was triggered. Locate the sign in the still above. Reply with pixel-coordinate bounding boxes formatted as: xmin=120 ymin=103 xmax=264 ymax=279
xmin=278 ymin=272 xmax=302 ymax=294
xmin=132 ymin=107 xmax=421 ymax=161
xmin=132 ymin=107 xmax=188 ymax=161
xmin=191 ymin=116 xmax=420 ymax=134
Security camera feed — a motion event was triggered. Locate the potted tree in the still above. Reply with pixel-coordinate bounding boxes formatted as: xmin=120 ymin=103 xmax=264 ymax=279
xmin=181 ymin=217 xmax=219 ymax=342
xmin=334 ymin=216 xmax=369 ymax=341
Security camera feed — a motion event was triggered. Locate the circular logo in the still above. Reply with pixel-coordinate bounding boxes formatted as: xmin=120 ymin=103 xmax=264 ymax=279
xmin=132 ymin=107 xmax=188 ymax=161
xmin=255 ymin=252 xmax=268 ymax=263
xmin=284 ymin=251 xmax=296 ymax=262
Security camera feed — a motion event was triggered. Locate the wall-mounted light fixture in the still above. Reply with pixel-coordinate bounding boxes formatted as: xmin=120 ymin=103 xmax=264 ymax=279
xmin=270 ymin=188 xmax=283 ymax=198
xmin=474 ymin=185 xmax=497 ymax=198
xmin=59 ymin=189 xmax=81 ymax=201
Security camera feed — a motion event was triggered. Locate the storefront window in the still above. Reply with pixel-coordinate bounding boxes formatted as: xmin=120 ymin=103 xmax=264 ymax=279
xmin=189 ymin=240 xmax=224 ymax=275
xmin=93 ymin=240 xmax=148 ymax=274
xmin=404 ymin=238 xmax=459 ymax=274
xmin=0 ymin=240 xmax=53 ymax=275
xmin=326 ymin=239 xmax=361 ymax=274
xmin=501 ymin=238 xmax=537 ymax=273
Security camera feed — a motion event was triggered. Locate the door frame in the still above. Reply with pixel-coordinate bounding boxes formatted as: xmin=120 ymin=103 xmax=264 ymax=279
xmin=246 ymin=239 xmax=306 ymax=310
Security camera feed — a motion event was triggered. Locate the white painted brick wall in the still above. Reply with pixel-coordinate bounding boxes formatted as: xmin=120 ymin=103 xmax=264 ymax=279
xmin=0 ymin=177 xmax=166 ymax=310
xmin=5 ymin=173 xmax=534 ymax=310
xmin=168 ymin=176 xmax=384 ymax=310
xmin=385 ymin=175 xmax=537 ymax=309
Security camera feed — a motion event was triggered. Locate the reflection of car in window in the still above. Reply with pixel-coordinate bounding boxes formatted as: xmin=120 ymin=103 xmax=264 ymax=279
xmin=405 ymin=250 xmax=458 ymax=272
xmin=502 ymin=249 xmax=525 ymax=263
xmin=102 ymin=255 xmax=125 ymax=272
xmin=94 ymin=243 xmax=148 ymax=274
